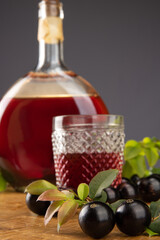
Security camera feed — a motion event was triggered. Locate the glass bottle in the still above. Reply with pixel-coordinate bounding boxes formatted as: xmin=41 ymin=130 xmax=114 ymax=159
xmin=0 ymin=0 xmax=109 ymax=191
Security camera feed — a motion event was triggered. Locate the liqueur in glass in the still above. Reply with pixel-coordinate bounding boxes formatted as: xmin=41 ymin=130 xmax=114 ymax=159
xmin=52 ymin=115 xmax=125 ymax=190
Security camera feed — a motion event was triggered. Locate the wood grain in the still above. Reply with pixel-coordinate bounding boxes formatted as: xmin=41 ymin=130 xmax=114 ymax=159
xmin=0 ymin=191 xmax=159 ymax=240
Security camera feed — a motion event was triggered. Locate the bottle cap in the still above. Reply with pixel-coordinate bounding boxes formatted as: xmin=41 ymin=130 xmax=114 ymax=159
xmin=39 ymin=0 xmax=62 ymax=17
xmin=43 ymin=0 xmax=60 ymax=4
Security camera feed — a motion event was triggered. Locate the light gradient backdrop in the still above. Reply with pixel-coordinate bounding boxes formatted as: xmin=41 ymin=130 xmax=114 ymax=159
xmin=0 ymin=0 xmax=160 ymax=141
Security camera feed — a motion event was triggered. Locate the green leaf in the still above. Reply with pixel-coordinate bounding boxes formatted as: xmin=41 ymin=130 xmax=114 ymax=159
xmin=142 ymin=137 xmax=153 ymax=148
xmin=123 ymin=155 xmax=147 ymax=178
xmin=37 ymin=189 xmax=67 ymax=201
xmin=0 ymin=173 xmax=7 ymax=192
xmin=25 ymin=180 xmax=57 ymax=195
xmin=152 ymin=168 xmax=160 ymax=175
xmin=144 ymin=169 xmax=152 ymax=177
xmin=152 ymin=137 xmax=160 ymax=149
xmin=57 ymin=199 xmax=79 ymax=232
xmin=148 ymin=200 xmax=160 ymax=234
xmin=155 ymin=141 xmax=160 ymax=150
xmin=109 ymin=199 xmax=125 ymax=213
xmin=89 ymin=169 xmax=118 ymax=199
xmin=124 ymin=140 xmax=142 ymax=160
xmin=122 ymin=161 xmax=134 ymax=178
xmin=150 ymin=200 xmax=160 ymax=218
xmin=75 ymin=199 xmax=87 ymax=207
xmin=123 ymin=137 xmax=160 ymax=180
xmin=77 ymin=183 xmax=89 ymax=201
xmin=93 ymin=190 xmax=107 ymax=203
xmin=145 ymin=228 xmax=159 ymax=237
xmin=152 ymin=137 xmax=158 ymax=142
xmin=61 ymin=190 xmax=75 ymax=199
xmin=44 ymin=200 xmax=64 ymax=226
xmin=145 ymin=147 xmax=159 ymax=167
xmin=75 ymin=199 xmax=87 ymax=206
xmin=127 ymin=155 xmax=147 ymax=178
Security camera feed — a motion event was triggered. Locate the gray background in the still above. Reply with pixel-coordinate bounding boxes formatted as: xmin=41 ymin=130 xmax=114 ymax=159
xmin=0 ymin=0 xmax=160 ymax=141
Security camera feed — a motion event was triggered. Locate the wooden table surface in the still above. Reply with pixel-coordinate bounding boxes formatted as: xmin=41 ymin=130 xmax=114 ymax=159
xmin=0 ymin=191 xmax=159 ymax=240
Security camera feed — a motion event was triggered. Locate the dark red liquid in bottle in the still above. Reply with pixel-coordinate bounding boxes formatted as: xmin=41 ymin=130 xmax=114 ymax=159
xmin=54 ymin=152 xmax=123 ymax=190
xmin=0 ymin=95 xmax=108 ymax=190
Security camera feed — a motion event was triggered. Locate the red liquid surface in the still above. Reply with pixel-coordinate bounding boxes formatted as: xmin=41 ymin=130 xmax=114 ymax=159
xmin=55 ymin=152 xmax=123 ymax=190
xmin=0 ymin=95 xmax=108 ymax=189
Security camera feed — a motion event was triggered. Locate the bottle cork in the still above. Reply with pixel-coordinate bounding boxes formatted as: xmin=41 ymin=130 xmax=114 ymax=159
xmin=38 ymin=0 xmax=64 ymax=44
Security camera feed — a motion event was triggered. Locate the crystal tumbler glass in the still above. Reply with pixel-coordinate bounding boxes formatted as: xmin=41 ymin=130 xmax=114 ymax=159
xmin=52 ymin=115 xmax=125 ymax=190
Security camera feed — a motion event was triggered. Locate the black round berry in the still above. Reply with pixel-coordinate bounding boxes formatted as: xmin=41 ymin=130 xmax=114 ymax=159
xmin=104 ymin=187 xmax=120 ymax=204
xmin=115 ymin=199 xmax=151 ymax=236
xmin=137 ymin=176 xmax=160 ymax=202
xmin=131 ymin=174 xmax=140 ymax=185
xmin=150 ymin=174 xmax=160 ymax=181
xmin=118 ymin=182 xmax=139 ymax=199
xmin=26 ymin=193 xmax=51 ymax=216
xmin=79 ymin=201 xmax=115 ymax=239
xmin=121 ymin=178 xmax=130 ymax=184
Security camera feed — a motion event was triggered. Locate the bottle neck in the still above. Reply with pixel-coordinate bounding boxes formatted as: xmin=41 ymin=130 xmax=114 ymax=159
xmin=36 ymin=40 xmax=64 ymax=71
xmin=36 ymin=0 xmax=65 ymax=72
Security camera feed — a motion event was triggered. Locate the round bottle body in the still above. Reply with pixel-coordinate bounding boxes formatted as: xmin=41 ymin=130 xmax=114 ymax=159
xmin=0 ymin=71 xmax=108 ymax=191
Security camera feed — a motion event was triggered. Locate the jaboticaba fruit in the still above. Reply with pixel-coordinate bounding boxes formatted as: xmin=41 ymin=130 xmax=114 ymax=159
xmin=26 ymin=193 xmax=51 ymax=216
xmin=115 ymin=199 xmax=151 ymax=236
xmin=121 ymin=177 xmax=130 ymax=184
xmin=131 ymin=174 xmax=140 ymax=185
xmin=137 ymin=176 xmax=160 ymax=202
xmin=78 ymin=201 xmax=115 ymax=239
xmin=118 ymin=182 xmax=139 ymax=199
xmin=103 ymin=187 xmax=120 ymax=204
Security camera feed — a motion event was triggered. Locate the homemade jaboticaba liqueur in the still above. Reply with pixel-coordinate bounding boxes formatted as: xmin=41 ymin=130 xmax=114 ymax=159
xmin=0 ymin=0 xmax=108 ymax=191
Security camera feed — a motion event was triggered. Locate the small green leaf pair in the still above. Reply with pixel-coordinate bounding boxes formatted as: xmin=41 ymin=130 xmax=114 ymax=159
xmin=77 ymin=169 xmax=118 ymax=204
xmin=123 ymin=137 xmax=160 ymax=179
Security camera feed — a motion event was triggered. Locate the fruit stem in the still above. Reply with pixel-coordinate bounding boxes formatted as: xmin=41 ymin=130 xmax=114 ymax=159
xmin=152 ymin=214 xmax=160 ymax=222
xmin=86 ymin=197 xmax=92 ymax=202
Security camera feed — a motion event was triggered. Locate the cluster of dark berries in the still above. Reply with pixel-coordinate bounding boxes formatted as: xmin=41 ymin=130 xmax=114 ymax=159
xmin=78 ymin=174 xmax=160 ymax=238
xmin=79 ymin=199 xmax=151 ymax=238
xmin=25 ymin=174 xmax=160 ymax=239
xmin=104 ymin=173 xmax=160 ymax=203
xmin=26 ymin=192 xmax=152 ymax=239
